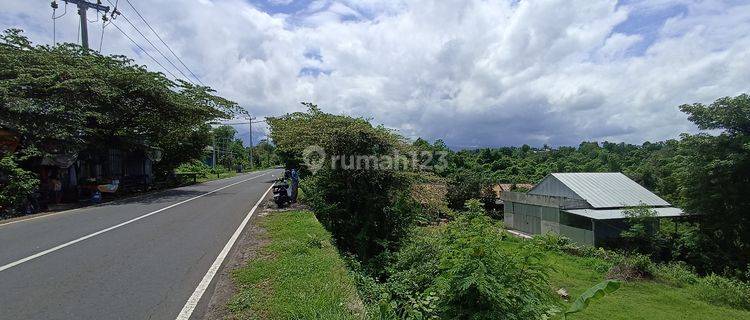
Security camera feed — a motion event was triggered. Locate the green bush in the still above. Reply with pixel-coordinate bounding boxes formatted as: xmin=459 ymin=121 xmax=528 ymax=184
xmin=269 ymin=105 xmax=420 ymax=269
xmin=531 ymin=233 xmax=619 ymax=262
xmin=175 ymin=160 xmax=212 ymax=178
xmin=384 ymin=200 xmax=555 ymax=319
xmin=607 ymin=253 xmax=655 ymax=281
xmin=0 ymin=155 xmax=39 ymax=215
xmin=445 ymin=169 xmax=492 ymax=210
xmin=654 ymin=262 xmax=699 ymax=287
xmin=691 ymin=274 xmax=750 ymax=310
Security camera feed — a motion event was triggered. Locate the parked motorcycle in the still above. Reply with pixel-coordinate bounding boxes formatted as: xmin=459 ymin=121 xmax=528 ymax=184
xmin=272 ymin=179 xmax=291 ymax=208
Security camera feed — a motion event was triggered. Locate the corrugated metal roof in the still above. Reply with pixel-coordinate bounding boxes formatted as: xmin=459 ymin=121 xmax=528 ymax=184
xmin=565 ymin=207 xmax=684 ymax=220
xmin=547 ymin=172 xmax=670 ymax=208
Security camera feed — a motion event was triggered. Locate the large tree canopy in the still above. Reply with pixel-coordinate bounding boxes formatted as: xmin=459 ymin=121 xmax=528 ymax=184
xmin=677 ymin=95 xmax=750 ymax=274
xmin=0 ymin=29 xmax=242 ymax=171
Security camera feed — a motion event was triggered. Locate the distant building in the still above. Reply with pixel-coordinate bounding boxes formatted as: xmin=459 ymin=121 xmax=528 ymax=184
xmin=500 ymin=172 xmax=684 ymax=246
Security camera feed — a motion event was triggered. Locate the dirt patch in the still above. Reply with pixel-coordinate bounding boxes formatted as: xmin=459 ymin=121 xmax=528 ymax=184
xmin=200 ymin=200 xmax=309 ymax=320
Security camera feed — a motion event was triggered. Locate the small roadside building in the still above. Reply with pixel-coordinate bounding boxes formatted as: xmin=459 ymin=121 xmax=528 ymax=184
xmin=500 ymin=172 xmax=684 ymax=246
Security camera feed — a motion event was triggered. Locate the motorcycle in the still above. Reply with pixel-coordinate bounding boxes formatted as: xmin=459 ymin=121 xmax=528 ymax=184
xmin=272 ymin=179 xmax=292 ymax=208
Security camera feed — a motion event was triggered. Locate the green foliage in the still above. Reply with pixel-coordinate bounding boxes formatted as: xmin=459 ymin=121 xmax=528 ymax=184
xmin=691 ymin=274 xmax=750 ymax=310
xmin=384 ymin=201 xmax=554 ymax=319
xmin=500 ymin=238 xmax=750 ymax=320
xmin=0 ymin=29 xmax=241 ymax=176
xmin=620 ymin=205 xmax=659 ymax=254
xmin=438 ymin=93 xmax=750 ymax=277
xmin=654 ymin=262 xmax=699 ymax=288
xmin=175 ymin=160 xmax=211 ymax=178
xmin=445 ymin=169 xmax=492 ymax=210
xmin=530 ymin=233 xmax=617 ymax=264
xmin=268 ymin=103 xmax=419 ymax=267
xmin=0 ymin=154 xmax=38 ymax=214
xmin=676 ymin=95 xmax=750 ymax=275
xmin=564 ymin=280 xmax=621 ymax=318
xmin=607 ymin=254 xmax=655 ymax=281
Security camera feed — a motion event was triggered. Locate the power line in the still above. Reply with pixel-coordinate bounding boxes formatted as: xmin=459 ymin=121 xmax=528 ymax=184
xmin=98 ymin=20 xmax=109 ymax=52
xmin=110 ymin=20 xmax=179 ymax=79
xmin=123 ymin=0 xmax=205 ymax=86
xmin=104 ymin=0 xmax=194 ymax=84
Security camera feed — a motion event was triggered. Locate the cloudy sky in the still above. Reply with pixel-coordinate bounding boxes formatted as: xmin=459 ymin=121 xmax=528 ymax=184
xmin=2 ymin=0 xmax=749 ymax=148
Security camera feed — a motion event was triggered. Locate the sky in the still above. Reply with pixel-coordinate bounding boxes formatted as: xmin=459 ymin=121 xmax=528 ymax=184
xmin=1 ymin=0 xmax=749 ymax=149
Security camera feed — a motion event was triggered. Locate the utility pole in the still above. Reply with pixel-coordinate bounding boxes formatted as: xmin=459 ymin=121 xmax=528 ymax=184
xmin=60 ymin=0 xmax=110 ymax=50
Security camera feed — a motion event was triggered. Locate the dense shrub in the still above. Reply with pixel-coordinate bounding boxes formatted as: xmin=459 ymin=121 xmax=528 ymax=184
xmin=175 ymin=160 xmax=212 ymax=178
xmin=269 ymin=104 xmax=421 ymax=268
xmin=691 ymin=274 xmax=750 ymax=310
xmin=445 ymin=169 xmax=493 ymax=210
xmin=607 ymin=254 xmax=655 ymax=281
xmin=653 ymin=262 xmax=699 ymax=287
xmin=0 ymin=155 xmax=39 ymax=216
xmin=530 ymin=233 xmax=618 ymax=262
xmin=383 ymin=200 xmax=555 ymax=319
xmin=410 ymin=182 xmax=451 ymax=225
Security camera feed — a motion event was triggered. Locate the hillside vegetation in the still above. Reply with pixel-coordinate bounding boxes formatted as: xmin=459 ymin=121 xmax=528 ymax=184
xmin=263 ymin=95 xmax=750 ymax=319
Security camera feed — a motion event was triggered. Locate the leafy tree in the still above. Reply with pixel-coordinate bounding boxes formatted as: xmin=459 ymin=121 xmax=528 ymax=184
xmin=0 ymin=154 xmax=38 ymax=214
xmin=620 ymin=205 xmax=659 ymax=254
xmin=0 ymin=29 xmax=240 ymax=179
xmin=677 ymin=94 xmax=750 ymax=274
xmin=268 ymin=103 xmax=419 ymax=269
xmin=445 ymin=169 xmax=492 ymax=210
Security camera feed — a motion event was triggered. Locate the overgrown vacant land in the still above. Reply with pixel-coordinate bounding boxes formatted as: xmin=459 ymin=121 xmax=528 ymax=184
xmin=499 ymin=238 xmax=750 ymax=320
xmin=229 ymin=211 xmax=750 ymax=319
xmin=258 ymin=99 xmax=750 ymax=319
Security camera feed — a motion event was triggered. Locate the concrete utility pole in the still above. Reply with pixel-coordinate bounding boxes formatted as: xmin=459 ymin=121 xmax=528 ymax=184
xmin=61 ymin=0 xmax=110 ymax=49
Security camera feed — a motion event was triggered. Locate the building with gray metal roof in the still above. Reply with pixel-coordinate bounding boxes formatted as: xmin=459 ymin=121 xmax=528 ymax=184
xmin=500 ymin=172 xmax=685 ymax=246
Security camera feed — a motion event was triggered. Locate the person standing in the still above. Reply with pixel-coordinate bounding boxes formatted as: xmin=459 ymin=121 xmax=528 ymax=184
xmin=290 ymin=168 xmax=299 ymax=202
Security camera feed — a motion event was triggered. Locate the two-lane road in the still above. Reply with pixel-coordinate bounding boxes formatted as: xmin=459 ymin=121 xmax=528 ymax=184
xmin=0 ymin=169 xmax=282 ymax=320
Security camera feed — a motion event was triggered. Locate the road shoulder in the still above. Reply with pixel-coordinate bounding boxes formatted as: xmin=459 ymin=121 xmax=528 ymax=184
xmin=200 ymin=203 xmax=365 ymax=319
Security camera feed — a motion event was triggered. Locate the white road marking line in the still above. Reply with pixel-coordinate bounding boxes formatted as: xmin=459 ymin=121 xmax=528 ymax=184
xmin=175 ymin=184 xmax=273 ymax=320
xmin=0 ymin=171 xmax=270 ymax=273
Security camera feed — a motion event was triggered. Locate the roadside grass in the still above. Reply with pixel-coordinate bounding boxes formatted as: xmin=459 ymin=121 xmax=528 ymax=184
xmin=229 ymin=210 xmax=365 ymax=320
xmin=196 ymin=171 xmax=237 ymax=183
xmin=499 ymin=241 xmax=750 ymax=320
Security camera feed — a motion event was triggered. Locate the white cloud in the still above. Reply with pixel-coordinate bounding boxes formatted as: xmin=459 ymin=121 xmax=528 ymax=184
xmin=1 ymin=0 xmax=748 ymax=148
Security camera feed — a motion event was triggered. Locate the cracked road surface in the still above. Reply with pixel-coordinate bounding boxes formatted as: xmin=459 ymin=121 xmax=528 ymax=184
xmin=0 ymin=169 xmax=281 ymax=320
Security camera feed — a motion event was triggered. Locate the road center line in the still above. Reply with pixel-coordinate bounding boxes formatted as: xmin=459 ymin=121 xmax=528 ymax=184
xmin=176 ymin=184 xmax=274 ymax=320
xmin=0 ymin=171 xmax=269 ymax=273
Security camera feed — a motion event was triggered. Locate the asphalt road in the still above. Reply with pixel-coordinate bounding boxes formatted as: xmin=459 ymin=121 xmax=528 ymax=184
xmin=0 ymin=169 xmax=282 ymax=320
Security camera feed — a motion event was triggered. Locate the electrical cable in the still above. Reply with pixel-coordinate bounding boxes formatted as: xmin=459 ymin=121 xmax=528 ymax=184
xmin=98 ymin=20 xmax=110 ymax=52
xmin=123 ymin=0 xmax=205 ymax=86
xmin=52 ymin=1 xmax=68 ymax=45
xmin=110 ymin=20 xmax=180 ymax=80
xmin=104 ymin=0 xmax=193 ymax=84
